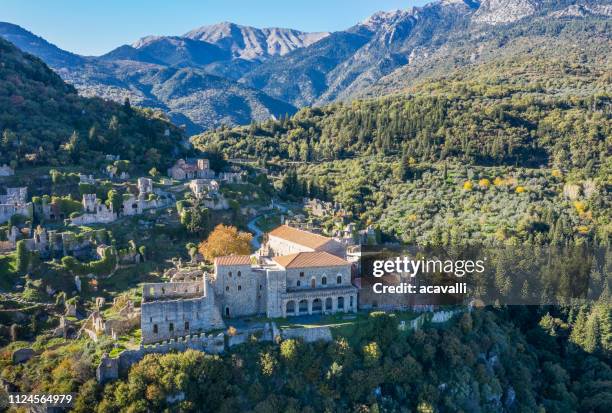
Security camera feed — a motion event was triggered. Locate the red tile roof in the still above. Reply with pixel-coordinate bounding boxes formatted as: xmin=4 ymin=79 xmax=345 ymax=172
xmin=273 ymin=251 xmax=349 ymax=269
xmin=214 ymin=255 xmax=252 ymax=266
xmin=268 ymin=225 xmax=332 ymax=249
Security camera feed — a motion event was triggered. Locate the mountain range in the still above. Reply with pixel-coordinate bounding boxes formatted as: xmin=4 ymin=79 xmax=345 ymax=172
xmin=1 ymin=0 xmax=610 ymax=133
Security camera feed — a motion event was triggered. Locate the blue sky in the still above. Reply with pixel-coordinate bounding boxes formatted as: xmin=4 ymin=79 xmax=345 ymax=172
xmin=1 ymin=0 xmax=431 ymax=56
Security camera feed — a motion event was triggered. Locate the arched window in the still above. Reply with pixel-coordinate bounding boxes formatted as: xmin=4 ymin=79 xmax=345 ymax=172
xmin=153 ymin=324 xmax=158 ymax=334
xmin=184 ymin=321 xmax=189 ymax=331
xmin=311 ymin=278 xmax=316 ymax=288
xmin=238 ymin=285 xmax=242 ymax=291
xmin=286 ymin=301 xmax=296 ymax=314
xmin=297 ymin=280 xmax=301 ymax=287
xmin=169 ymin=323 xmax=174 ymax=332
xmin=225 ymin=307 xmax=230 ymax=317
xmin=237 ymin=271 xmax=241 ymax=277
xmin=225 ymin=286 xmax=230 ymax=291
xmin=228 ymin=271 xmax=232 ymax=277
xmin=322 ymin=276 xmax=327 ymax=285
xmin=337 ymin=275 xmax=342 ymax=284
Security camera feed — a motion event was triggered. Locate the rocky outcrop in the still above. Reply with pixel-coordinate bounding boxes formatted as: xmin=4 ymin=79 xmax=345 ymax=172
xmin=183 ymin=22 xmax=329 ymax=60
xmin=549 ymin=3 xmax=612 ymax=18
xmin=472 ymin=0 xmax=538 ymax=25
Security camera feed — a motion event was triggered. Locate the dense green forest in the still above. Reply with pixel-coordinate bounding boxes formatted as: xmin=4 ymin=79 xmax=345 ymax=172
xmin=4 ymin=306 xmax=608 ymax=412
xmin=0 ymin=38 xmax=185 ymax=171
xmin=193 ymin=50 xmax=611 ymax=247
xmin=193 ymin=88 xmax=609 ymax=170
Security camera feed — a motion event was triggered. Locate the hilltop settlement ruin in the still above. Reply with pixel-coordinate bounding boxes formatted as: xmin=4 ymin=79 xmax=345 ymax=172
xmin=2 ymin=153 xmax=461 ymax=387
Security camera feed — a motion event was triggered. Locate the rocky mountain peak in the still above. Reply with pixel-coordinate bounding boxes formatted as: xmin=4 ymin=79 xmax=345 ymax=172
xmin=472 ymin=0 xmax=538 ymax=25
xmin=183 ymin=22 xmax=328 ymax=60
xmin=360 ymin=9 xmax=413 ymax=32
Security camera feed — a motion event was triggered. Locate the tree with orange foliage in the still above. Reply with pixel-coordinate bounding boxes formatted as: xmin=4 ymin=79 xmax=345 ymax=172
xmin=198 ymin=224 xmax=252 ymax=262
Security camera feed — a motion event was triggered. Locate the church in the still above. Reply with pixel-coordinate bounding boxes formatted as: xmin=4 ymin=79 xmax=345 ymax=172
xmin=140 ymin=225 xmax=358 ymax=344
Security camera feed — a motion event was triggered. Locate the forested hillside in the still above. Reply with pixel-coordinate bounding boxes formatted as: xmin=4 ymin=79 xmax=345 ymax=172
xmin=194 ymin=91 xmax=609 ymax=169
xmin=0 ymin=38 xmax=185 ymax=171
xmin=193 ymin=51 xmax=611 ymax=246
xmin=12 ymin=307 xmax=607 ymax=412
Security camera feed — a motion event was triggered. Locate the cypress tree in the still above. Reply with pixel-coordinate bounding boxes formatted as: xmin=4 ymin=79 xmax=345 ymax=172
xmin=584 ymin=312 xmax=600 ymax=353
xmin=570 ymin=308 xmax=587 ymax=348
xmin=16 ymin=239 xmax=29 ymax=274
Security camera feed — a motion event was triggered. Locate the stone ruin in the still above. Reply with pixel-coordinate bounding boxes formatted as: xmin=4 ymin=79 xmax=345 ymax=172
xmin=79 ymin=174 xmax=96 ymax=185
xmin=0 ymin=187 xmax=31 ymax=224
xmin=165 ymin=265 xmax=205 ymax=283
xmin=5 ymin=225 xmax=105 ymax=260
xmin=71 ymin=194 xmax=116 ymax=225
xmin=81 ymin=297 xmax=141 ymax=342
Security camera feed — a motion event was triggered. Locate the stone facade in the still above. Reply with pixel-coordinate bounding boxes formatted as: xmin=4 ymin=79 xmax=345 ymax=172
xmin=167 ymin=159 xmax=214 ymax=180
xmin=188 ymin=179 xmax=210 ymax=199
xmin=217 ymin=172 xmax=243 ymax=183
xmin=137 ymin=177 xmax=153 ymax=195
xmin=0 ymin=187 xmax=31 ymax=224
xmin=213 ymin=257 xmax=267 ymax=318
xmin=0 ymin=187 xmax=27 ymax=204
xmin=71 ymin=194 xmax=116 ymax=225
xmin=266 ymin=252 xmax=358 ymax=318
xmin=70 ymin=191 xmax=171 ymax=225
xmin=140 ymin=278 xmax=225 ymax=344
xmin=0 ymin=203 xmax=31 ymax=224
xmin=79 ymin=174 xmax=96 ymax=185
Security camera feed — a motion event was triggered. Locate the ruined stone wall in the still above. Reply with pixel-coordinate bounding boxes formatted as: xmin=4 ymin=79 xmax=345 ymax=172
xmin=96 ymin=332 xmax=226 ymax=382
xmin=0 ymin=203 xmax=31 ymax=224
xmin=141 ymin=280 xmax=225 ymax=344
xmin=281 ymin=326 xmax=333 ymax=343
xmin=143 ymin=280 xmax=203 ymax=301
xmin=104 ymin=314 xmax=141 ymax=337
